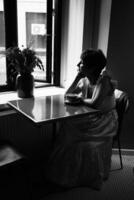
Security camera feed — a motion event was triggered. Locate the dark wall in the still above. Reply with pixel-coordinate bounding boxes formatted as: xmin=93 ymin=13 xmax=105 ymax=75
xmin=83 ymin=0 xmax=101 ymax=50
xmin=107 ymin=0 xmax=134 ymax=148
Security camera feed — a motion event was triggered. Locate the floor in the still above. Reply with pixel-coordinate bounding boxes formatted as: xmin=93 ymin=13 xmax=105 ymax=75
xmin=1 ymin=153 xmax=134 ymax=200
xmin=42 ymin=154 xmax=134 ymax=200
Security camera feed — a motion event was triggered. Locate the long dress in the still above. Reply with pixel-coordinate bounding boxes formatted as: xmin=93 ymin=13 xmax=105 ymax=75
xmin=45 ymin=71 xmax=118 ymax=190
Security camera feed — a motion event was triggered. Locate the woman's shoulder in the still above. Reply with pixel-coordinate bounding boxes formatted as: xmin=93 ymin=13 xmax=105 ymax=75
xmin=101 ymin=69 xmax=111 ymax=79
xmin=79 ymin=77 xmax=90 ymax=86
xmin=97 ymin=70 xmax=111 ymax=84
xmin=98 ymin=70 xmax=117 ymax=95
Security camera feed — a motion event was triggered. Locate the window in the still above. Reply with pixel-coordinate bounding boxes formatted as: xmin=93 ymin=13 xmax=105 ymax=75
xmin=0 ymin=0 xmax=61 ymax=91
xmin=17 ymin=0 xmax=48 ymax=86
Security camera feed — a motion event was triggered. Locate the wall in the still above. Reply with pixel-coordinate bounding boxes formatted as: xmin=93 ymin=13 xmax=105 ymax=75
xmin=97 ymin=0 xmax=112 ymax=55
xmin=107 ymin=0 xmax=134 ymax=149
xmin=82 ymin=0 xmax=112 ymax=55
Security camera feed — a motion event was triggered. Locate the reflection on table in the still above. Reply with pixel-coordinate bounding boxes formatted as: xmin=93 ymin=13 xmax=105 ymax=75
xmin=8 ymin=94 xmax=99 ymax=124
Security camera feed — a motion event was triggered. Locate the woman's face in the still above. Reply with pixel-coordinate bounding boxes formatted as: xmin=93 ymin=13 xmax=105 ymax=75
xmin=77 ymin=60 xmax=94 ymax=77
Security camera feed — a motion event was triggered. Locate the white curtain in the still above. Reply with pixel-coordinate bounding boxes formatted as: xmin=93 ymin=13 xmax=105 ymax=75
xmin=60 ymin=0 xmax=85 ymax=89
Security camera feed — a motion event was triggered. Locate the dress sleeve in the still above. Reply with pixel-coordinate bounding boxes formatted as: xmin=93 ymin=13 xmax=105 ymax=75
xmin=77 ymin=78 xmax=92 ymax=98
xmin=100 ymin=71 xmax=115 ymax=96
xmin=69 ymin=78 xmax=84 ymax=95
xmin=91 ymin=72 xmax=114 ymax=106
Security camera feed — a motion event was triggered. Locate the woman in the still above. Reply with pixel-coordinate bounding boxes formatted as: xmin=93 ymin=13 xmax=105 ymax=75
xmin=46 ymin=49 xmax=118 ymax=190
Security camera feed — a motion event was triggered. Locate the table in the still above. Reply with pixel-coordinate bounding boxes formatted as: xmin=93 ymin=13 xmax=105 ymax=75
xmin=8 ymin=94 xmax=99 ymax=125
xmin=8 ymin=94 xmax=99 ymax=148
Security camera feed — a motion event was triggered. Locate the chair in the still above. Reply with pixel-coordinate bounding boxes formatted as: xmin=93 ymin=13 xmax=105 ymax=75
xmin=113 ymin=90 xmax=130 ymax=169
xmin=0 ymin=140 xmax=33 ymax=199
xmin=0 ymin=140 xmax=23 ymax=166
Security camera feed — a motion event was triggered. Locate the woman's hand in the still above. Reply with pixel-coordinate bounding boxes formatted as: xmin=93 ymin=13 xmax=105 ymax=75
xmin=65 ymin=65 xmax=85 ymax=95
xmin=76 ymin=71 xmax=85 ymax=79
xmin=82 ymin=98 xmax=93 ymax=106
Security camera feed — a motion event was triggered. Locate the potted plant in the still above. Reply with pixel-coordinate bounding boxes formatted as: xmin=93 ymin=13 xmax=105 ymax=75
xmin=5 ymin=46 xmax=44 ymax=98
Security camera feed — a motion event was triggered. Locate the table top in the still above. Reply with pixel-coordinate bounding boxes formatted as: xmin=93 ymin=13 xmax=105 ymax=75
xmin=8 ymin=94 xmax=99 ymax=125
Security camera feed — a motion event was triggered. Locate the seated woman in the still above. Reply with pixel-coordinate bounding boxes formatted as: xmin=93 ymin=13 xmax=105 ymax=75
xmin=45 ymin=49 xmax=118 ymax=190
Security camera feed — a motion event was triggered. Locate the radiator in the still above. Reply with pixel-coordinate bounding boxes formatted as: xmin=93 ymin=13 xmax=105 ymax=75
xmin=0 ymin=112 xmax=53 ymax=159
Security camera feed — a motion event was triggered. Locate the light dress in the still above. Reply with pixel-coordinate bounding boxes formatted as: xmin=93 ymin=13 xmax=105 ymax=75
xmin=45 ymin=70 xmax=118 ymax=190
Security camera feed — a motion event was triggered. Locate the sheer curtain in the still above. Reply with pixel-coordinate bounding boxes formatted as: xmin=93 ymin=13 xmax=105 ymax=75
xmin=60 ymin=0 xmax=85 ymax=89
xmin=0 ymin=0 xmax=6 ymax=86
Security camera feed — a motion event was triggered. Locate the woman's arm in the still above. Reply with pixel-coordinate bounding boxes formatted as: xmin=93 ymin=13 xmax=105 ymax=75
xmin=82 ymin=77 xmax=109 ymax=107
xmin=82 ymin=84 xmax=102 ymax=107
xmin=65 ymin=72 xmax=85 ymax=95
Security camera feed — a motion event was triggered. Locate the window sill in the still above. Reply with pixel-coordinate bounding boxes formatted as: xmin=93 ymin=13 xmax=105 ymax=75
xmin=0 ymin=86 xmax=66 ymax=115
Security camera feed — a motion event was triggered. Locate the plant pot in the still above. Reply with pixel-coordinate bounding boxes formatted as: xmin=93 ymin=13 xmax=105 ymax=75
xmin=16 ymin=73 xmax=34 ymax=98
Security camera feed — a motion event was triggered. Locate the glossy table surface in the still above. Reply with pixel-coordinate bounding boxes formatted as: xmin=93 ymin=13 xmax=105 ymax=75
xmin=8 ymin=94 xmax=98 ymax=125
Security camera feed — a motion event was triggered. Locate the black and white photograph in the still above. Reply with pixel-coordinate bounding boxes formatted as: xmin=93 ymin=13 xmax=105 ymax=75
xmin=0 ymin=0 xmax=134 ymax=199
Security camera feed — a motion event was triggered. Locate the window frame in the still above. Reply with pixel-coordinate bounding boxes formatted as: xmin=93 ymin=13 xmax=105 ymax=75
xmin=0 ymin=0 xmax=61 ymax=92
xmin=0 ymin=0 xmax=18 ymax=91
xmin=53 ymin=0 xmax=62 ymax=86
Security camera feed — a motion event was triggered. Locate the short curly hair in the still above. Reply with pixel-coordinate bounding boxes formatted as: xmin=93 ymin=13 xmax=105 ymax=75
xmin=80 ymin=49 xmax=107 ymax=72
